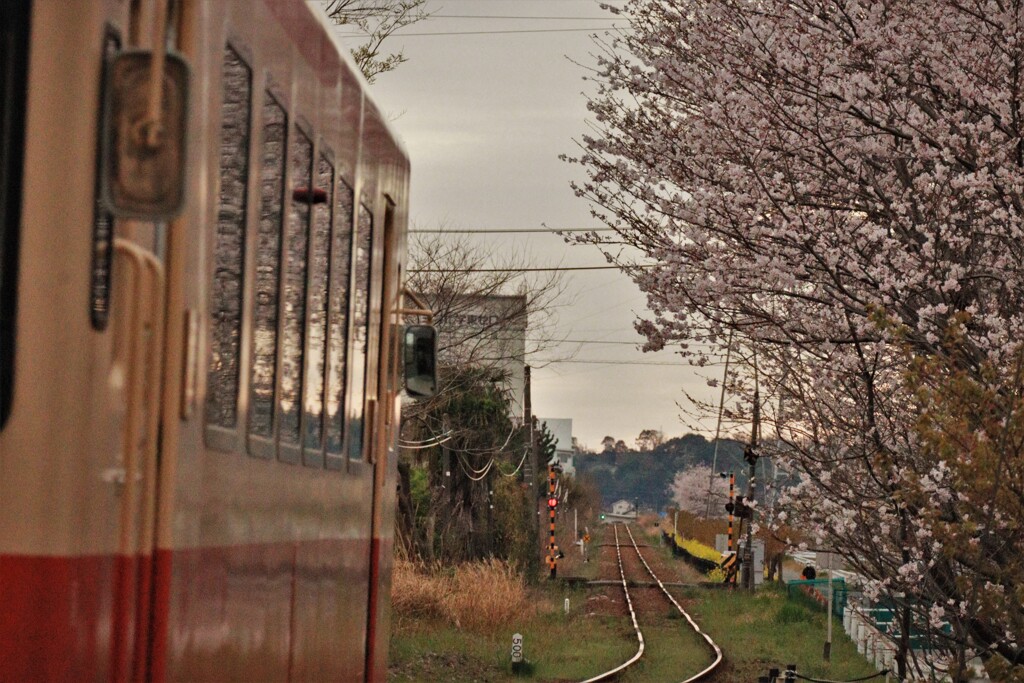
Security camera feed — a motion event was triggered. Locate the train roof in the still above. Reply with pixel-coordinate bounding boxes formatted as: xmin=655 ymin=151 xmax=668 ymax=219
xmin=300 ymin=0 xmax=410 ymax=169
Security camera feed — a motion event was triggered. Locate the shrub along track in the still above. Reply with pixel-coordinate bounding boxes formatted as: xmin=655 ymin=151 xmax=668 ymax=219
xmin=581 ymin=523 xmax=723 ymax=683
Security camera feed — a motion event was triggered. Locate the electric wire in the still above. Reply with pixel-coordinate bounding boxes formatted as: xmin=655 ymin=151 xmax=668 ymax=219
xmin=337 ymin=26 xmax=621 ymax=37
xmin=430 ymin=14 xmax=619 ymax=20
xmin=530 ymin=358 xmax=722 ymax=366
xmin=459 ymin=422 xmax=520 ymax=455
xmin=499 ymin=448 xmax=530 ymax=478
xmin=410 ymin=264 xmax=652 ymax=273
xmin=455 ymin=453 xmax=494 ymax=481
xmin=410 ymin=227 xmax=617 ymax=233
xmin=398 ymin=436 xmax=453 ymax=450
xmin=455 ymin=450 xmax=493 ymax=476
xmin=399 ymin=430 xmax=453 ymax=445
xmin=791 ymin=671 xmax=891 ymax=682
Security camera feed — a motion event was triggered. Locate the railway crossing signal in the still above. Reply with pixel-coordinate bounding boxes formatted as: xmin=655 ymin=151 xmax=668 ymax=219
xmin=547 ymin=464 xmax=558 ymax=579
xmin=731 ymin=496 xmax=752 ymax=518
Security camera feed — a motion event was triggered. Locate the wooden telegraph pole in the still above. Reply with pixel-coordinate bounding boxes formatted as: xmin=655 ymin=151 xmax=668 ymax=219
xmin=524 ymin=366 xmax=540 ymax=578
xmin=742 ymin=385 xmax=760 ymax=591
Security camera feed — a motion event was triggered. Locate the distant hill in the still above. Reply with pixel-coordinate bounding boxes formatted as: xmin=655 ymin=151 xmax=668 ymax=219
xmin=574 ymin=434 xmax=750 ymax=510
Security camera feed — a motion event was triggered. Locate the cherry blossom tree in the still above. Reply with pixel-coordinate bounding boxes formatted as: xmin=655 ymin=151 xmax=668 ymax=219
xmin=669 ymin=464 xmax=728 ymax=516
xmin=569 ymin=0 xmax=1024 ymax=677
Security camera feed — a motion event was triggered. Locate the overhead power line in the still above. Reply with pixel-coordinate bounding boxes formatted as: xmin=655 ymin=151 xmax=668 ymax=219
xmin=547 ymin=338 xmax=642 ymax=345
xmin=339 ymin=26 xmax=620 ymax=37
xmin=410 ymin=227 xmax=617 ymax=234
xmin=430 ymin=14 xmax=619 ymax=20
xmin=531 ymin=358 xmax=709 ymax=366
xmin=410 ymin=264 xmax=652 ymax=273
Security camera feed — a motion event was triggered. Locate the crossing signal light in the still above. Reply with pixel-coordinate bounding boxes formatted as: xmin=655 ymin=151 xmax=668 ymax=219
xmin=725 ymin=502 xmax=734 ymax=514
xmin=547 ymin=497 xmax=558 ymax=509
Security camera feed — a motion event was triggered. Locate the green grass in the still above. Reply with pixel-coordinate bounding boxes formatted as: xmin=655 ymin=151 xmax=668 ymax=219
xmin=389 ymin=542 xmax=879 ymax=682
xmin=389 ymin=583 xmax=635 ymax=682
xmin=683 ymin=582 xmax=879 ymax=680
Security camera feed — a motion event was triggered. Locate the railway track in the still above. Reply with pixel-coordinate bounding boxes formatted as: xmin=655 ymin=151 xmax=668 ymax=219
xmin=581 ymin=523 xmax=724 ymax=683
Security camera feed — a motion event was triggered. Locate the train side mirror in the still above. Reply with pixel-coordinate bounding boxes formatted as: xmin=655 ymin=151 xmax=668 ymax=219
xmin=403 ymin=325 xmax=437 ymax=398
xmin=101 ymin=50 xmax=190 ymax=219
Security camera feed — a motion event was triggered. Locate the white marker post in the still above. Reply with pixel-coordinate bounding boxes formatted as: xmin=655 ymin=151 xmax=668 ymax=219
xmin=511 ymin=632 xmax=524 ymax=673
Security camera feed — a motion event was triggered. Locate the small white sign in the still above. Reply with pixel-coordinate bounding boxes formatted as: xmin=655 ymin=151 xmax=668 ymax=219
xmin=511 ymin=633 xmax=524 ymax=663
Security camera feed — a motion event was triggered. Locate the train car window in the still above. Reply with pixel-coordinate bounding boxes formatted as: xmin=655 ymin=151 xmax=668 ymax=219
xmin=0 ymin=2 xmax=32 ymax=429
xmin=324 ymin=177 xmax=354 ymax=468
xmin=347 ymin=200 xmax=374 ymax=461
xmin=279 ymin=126 xmax=313 ymax=456
xmin=250 ymin=92 xmax=290 ymax=448
xmin=248 ymin=91 xmax=287 ymax=448
xmin=302 ymin=153 xmax=334 ymax=464
xmin=90 ymin=28 xmax=121 ymax=330
xmin=205 ymin=45 xmax=252 ymax=433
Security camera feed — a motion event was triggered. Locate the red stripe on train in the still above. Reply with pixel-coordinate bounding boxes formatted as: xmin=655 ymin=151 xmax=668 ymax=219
xmin=0 ymin=553 xmax=118 ymax=681
xmin=0 ymin=539 xmax=379 ymax=682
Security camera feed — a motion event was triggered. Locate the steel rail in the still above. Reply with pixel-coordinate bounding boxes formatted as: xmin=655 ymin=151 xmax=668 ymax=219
xmin=579 ymin=524 xmax=645 ymax=683
xmin=622 ymin=524 xmax=725 ymax=683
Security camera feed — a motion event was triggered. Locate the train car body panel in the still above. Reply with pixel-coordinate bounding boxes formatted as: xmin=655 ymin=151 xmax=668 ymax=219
xmin=0 ymin=0 xmax=410 ymax=680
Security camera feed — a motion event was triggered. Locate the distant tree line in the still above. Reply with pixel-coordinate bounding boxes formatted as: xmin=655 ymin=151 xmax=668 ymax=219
xmin=575 ymin=432 xmax=749 ymax=512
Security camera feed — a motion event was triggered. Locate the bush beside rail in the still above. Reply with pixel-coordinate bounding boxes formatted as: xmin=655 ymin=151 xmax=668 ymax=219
xmin=661 ymin=528 xmax=721 ymax=575
xmin=391 ymin=558 xmax=532 ymax=632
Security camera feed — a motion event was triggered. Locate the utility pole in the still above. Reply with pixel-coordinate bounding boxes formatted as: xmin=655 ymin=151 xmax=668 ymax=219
xmin=524 ymin=366 xmax=540 ymax=578
xmin=742 ymin=385 xmax=760 ymax=591
xmin=705 ymin=329 xmax=733 ymax=519
xmin=441 ymin=414 xmax=452 ymax=505
xmin=524 ymin=365 xmax=535 ymax=489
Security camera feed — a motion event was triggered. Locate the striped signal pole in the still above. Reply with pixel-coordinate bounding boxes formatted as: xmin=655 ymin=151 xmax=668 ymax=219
xmin=547 ymin=464 xmax=557 ymax=578
xmin=728 ymin=472 xmax=736 ymax=584
xmin=728 ymin=472 xmax=735 ymax=551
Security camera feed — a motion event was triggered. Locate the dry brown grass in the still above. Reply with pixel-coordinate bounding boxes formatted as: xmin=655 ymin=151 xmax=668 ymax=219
xmin=446 ymin=558 xmax=533 ymax=631
xmin=391 ymin=559 xmax=452 ymax=621
xmin=391 ymin=558 xmax=532 ymax=633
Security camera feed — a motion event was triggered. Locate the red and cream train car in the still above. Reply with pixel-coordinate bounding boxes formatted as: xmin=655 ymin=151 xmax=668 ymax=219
xmin=0 ymin=0 xmax=425 ymax=680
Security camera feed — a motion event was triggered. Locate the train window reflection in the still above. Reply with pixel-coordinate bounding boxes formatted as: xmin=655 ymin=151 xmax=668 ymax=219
xmin=279 ymin=126 xmax=312 ymax=450
xmin=0 ymin=1 xmax=30 ymax=430
xmin=302 ymin=153 xmax=334 ymax=460
xmin=205 ymin=45 xmax=252 ymax=432
xmin=90 ymin=29 xmax=120 ymax=331
xmin=248 ymin=91 xmax=286 ymax=444
xmin=325 ymin=178 xmax=354 ymax=464
xmin=347 ymin=201 xmax=373 ymax=461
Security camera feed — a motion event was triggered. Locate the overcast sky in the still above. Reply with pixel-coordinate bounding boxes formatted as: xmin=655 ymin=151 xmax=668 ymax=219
xmin=331 ymin=0 xmax=723 ymax=449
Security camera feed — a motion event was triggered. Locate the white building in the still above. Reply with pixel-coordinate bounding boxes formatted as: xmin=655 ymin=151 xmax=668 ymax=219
xmin=425 ymin=293 xmax=527 ymax=421
xmin=611 ymin=499 xmax=634 ymax=516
